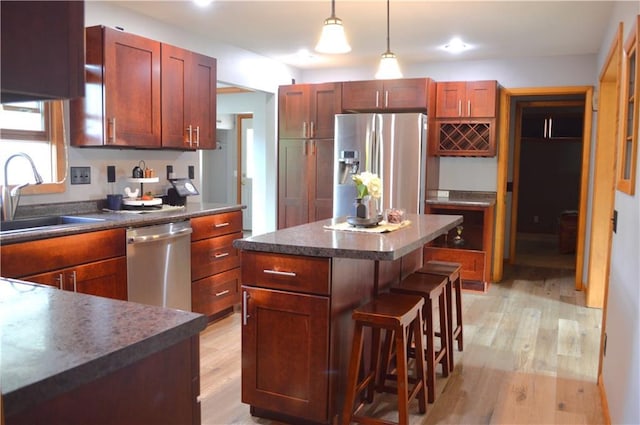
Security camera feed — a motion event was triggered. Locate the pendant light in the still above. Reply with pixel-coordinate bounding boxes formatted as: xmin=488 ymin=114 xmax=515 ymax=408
xmin=315 ymin=0 xmax=351 ymax=54
xmin=375 ymin=0 xmax=402 ymax=79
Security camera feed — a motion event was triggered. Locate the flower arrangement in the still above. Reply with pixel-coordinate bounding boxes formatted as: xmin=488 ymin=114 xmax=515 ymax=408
xmin=352 ymin=172 xmax=382 ymax=199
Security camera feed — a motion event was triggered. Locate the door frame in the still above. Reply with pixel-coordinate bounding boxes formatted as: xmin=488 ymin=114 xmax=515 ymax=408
xmin=509 ymin=99 xmax=586 ymax=264
xmin=236 ymin=113 xmax=253 ymax=204
xmin=494 ymin=86 xmax=593 ymax=292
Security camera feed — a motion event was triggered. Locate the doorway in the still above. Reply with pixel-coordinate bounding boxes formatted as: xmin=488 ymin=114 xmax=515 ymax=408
xmin=510 ymin=100 xmax=585 ymax=270
xmin=237 ymin=114 xmax=253 ymax=235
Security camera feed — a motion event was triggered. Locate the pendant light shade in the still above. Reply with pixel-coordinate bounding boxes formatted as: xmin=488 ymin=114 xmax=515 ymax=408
xmin=375 ymin=0 xmax=402 ymax=79
xmin=315 ymin=0 xmax=351 ymax=54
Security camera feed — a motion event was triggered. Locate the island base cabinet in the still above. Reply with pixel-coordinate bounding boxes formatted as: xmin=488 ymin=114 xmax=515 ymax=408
xmin=6 ymin=336 xmax=201 ymax=425
xmin=241 ymin=285 xmax=329 ymax=424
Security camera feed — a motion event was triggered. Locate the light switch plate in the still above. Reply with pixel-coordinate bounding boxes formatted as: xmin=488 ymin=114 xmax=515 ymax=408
xmin=70 ymin=166 xmax=91 ymax=184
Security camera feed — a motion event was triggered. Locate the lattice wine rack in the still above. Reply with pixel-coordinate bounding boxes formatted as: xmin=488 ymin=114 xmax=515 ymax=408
xmin=436 ymin=122 xmax=495 ymax=156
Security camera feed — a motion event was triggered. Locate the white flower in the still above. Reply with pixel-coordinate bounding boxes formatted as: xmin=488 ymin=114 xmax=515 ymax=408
xmin=352 ymin=172 xmax=382 ymax=199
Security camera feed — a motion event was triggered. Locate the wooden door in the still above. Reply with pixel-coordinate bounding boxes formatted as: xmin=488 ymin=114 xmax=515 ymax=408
xmin=278 ymin=85 xmax=310 ymax=139
xmin=278 ymin=139 xmax=309 ymax=229
xmin=310 ymin=83 xmax=341 ymax=139
xmin=103 ymin=27 xmax=161 ymax=148
xmin=308 ymin=139 xmax=334 ymax=222
xmin=383 ymin=78 xmax=428 ymax=110
xmin=435 ymin=81 xmax=466 ymax=118
xmin=161 ymin=43 xmax=191 ymax=149
xmin=341 ymin=80 xmax=383 ymax=111
xmin=466 ymin=81 xmax=497 ymax=118
xmin=241 ymin=285 xmax=329 ymax=423
xmin=190 ymin=52 xmax=217 ymax=149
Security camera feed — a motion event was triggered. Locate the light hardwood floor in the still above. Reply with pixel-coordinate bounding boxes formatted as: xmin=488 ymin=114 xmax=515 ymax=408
xmin=199 ymin=264 xmax=603 ymax=424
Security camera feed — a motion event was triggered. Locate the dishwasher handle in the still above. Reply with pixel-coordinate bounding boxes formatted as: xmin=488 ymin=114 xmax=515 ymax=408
xmin=127 ymin=226 xmax=192 ymax=244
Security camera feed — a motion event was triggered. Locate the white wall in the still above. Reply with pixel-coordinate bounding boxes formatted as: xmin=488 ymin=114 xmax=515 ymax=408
xmin=599 ymin=3 xmax=640 ymax=424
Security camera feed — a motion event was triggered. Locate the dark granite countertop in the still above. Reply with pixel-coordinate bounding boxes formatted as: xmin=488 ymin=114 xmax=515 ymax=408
xmin=0 ymin=278 xmax=207 ymax=417
xmin=233 ymin=213 xmax=462 ymax=261
xmin=425 ymin=190 xmax=496 ymax=207
xmin=0 ymin=202 xmax=243 ymax=245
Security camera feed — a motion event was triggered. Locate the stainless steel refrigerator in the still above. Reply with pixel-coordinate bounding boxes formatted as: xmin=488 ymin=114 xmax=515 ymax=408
xmin=333 ymin=113 xmax=427 ymax=218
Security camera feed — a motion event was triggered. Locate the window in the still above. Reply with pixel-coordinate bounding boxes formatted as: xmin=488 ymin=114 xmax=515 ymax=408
xmin=0 ymin=99 xmax=67 ymax=195
xmin=617 ymin=17 xmax=639 ymax=195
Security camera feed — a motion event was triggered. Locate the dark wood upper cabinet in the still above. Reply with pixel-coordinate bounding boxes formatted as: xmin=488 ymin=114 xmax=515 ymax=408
xmin=435 ymin=80 xmax=497 ymax=118
xmin=162 ymin=44 xmax=217 ymax=149
xmin=342 ymin=78 xmax=430 ymax=112
xmin=1 ymin=1 xmax=85 ymax=103
xmin=71 ymin=26 xmax=162 ymax=148
xmin=278 ymin=83 xmax=341 ymax=139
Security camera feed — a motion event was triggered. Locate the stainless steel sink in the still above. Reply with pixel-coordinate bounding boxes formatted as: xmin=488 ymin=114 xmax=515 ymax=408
xmin=0 ymin=215 xmax=106 ymax=232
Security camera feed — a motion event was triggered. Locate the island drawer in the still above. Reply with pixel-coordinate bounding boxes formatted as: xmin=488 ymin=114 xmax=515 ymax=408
xmin=191 ymin=231 xmax=242 ymax=281
xmin=192 ymin=268 xmax=241 ymax=316
xmin=191 ymin=211 xmax=242 ymax=241
xmin=241 ymin=251 xmax=330 ymax=296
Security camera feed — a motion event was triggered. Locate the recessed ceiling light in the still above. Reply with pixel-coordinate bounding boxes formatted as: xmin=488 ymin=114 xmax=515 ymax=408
xmin=443 ymin=37 xmax=470 ymax=54
xmin=193 ymin=0 xmax=213 ymax=7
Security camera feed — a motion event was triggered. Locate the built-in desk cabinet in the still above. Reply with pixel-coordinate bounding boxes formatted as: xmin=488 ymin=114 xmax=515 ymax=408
xmin=0 ymin=228 xmax=127 ymax=300
xmin=191 ymin=211 xmax=243 ymax=320
xmin=424 ymin=203 xmax=494 ymax=292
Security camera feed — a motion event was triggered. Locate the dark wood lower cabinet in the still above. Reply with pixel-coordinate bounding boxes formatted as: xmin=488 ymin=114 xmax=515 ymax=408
xmin=6 ymin=337 xmax=201 ymax=425
xmin=241 ymin=286 xmax=329 ymax=423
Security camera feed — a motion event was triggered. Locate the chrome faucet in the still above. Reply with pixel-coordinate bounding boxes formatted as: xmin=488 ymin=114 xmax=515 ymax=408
xmin=2 ymin=153 xmax=44 ymax=221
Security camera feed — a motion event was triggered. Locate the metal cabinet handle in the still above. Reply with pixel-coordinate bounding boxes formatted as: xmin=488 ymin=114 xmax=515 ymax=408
xmin=187 ymin=125 xmax=193 ymax=147
xmin=108 ymin=118 xmax=116 ymax=143
xmin=458 ymin=100 xmax=462 ymax=117
xmin=310 ymin=121 xmax=315 ymax=138
xmin=263 ymin=269 xmax=297 ymax=277
xmin=467 ymin=100 xmax=471 ymax=117
xmin=212 ymin=252 xmax=230 ymax=259
xmin=195 ymin=126 xmax=200 ymax=147
xmin=548 ymin=118 xmax=553 ymax=138
xmin=70 ymin=270 xmax=77 ymax=292
xmin=376 ymin=90 xmax=380 ymax=108
xmin=385 ymin=91 xmax=389 ymax=108
xmin=214 ymin=222 xmax=230 ymax=228
xmin=242 ymin=291 xmax=250 ymax=325
xmin=302 ymin=121 xmax=308 ymax=138
xmin=216 ymin=289 xmax=230 ymax=297
xmin=56 ymin=273 xmax=64 ymax=290
xmin=543 ymin=118 xmax=548 ymax=138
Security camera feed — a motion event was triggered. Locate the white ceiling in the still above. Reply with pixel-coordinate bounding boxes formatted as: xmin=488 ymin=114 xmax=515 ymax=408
xmin=116 ymin=1 xmax=617 ymax=71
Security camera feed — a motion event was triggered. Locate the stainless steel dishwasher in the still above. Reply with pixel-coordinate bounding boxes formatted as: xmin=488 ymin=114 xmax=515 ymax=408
xmin=126 ymin=220 xmax=192 ymax=311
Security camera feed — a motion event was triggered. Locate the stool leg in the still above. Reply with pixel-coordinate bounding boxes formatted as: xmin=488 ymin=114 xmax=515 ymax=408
xmin=412 ymin=309 xmax=427 ymax=414
xmin=394 ymin=324 xmax=410 ymax=425
xmin=423 ymin=300 xmax=436 ymax=403
xmin=438 ymin=289 xmax=450 ymax=377
xmin=367 ymin=327 xmax=382 ymax=403
xmin=445 ymin=277 xmax=454 ymax=372
xmin=342 ymin=322 xmax=365 ymax=425
xmin=454 ymin=275 xmax=464 ymax=351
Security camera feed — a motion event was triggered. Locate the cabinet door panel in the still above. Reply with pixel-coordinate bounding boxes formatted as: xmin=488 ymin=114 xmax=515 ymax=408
xmin=278 ymin=139 xmax=308 ymax=229
xmin=191 ymin=210 xmax=243 ymax=240
xmin=161 ymin=44 xmax=190 ymax=148
xmin=241 ymin=286 xmax=329 ymax=423
xmin=436 ymin=82 xmax=466 ymax=118
xmin=72 ymin=257 xmax=128 ymax=300
xmin=192 ymin=268 xmax=241 ymax=317
xmin=104 ymin=27 xmax=161 ymax=148
xmin=383 ymin=78 xmax=428 ymax=110
xmin=467 ymin=81 xmax=497 ymax=118
xmin=311 ymin=83 xmax=341 ymax=138
xmin=342 ymin=80 xmax=383 ymax=111
xmin=191 ymin=52 xmax=217 ymax=149
xmin=278 ymin=85 xmax=310 ymax=138
xmin=309 ymin=139 xmax=334 ymax=222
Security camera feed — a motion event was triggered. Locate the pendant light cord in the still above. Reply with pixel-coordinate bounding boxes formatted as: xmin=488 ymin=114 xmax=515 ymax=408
xmin=385 ymin=0 xmax=391 ymax=53
xmin=330 ymin=0 xmax=336 ymax=18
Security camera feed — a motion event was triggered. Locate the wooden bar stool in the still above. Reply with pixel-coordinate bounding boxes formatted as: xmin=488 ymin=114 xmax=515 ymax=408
xmin=342 ymin=293 xmax=427 ymax=425
xmin=390 ymin=273 xmax=450 ymax=403
xmin=417 ymin=260 xmax=463 ymax=371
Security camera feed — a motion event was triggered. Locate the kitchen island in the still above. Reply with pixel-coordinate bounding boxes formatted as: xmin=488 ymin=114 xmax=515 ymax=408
xmin=233 ymin=213 xmax=462 ymax=425
xmin=0 ymin=278 xmax=207 ymax=425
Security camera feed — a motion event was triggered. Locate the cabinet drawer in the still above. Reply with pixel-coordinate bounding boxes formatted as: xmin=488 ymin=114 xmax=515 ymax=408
xmin=241 ymin=251 xmax=330 ymax=296
xmin=424 ymin=247 xmax=485 ymax=282
xmin=0 ymin=228 xmax=125 ymax=278
xmin=191 ymin=231 xmax=242 ymax=281
xmin=191 ymin=211 xmax=242 ymax=241
xmin=192 ymin=268 xmax=241 ymax=317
